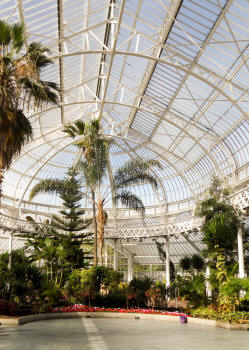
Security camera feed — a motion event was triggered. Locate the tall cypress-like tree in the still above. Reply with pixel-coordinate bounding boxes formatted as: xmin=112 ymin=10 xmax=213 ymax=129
xmin=28 ymin=168 xmax=93 ymax=274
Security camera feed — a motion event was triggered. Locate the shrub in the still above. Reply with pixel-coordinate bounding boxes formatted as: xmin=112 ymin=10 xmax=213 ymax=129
xmin=128 ymin=277 xmax=154 ymax=307
xmin=146 ymin=282 xmax=166 ymax=309
xmin=0 ymin=299 xmax=18 ymax=316
xmin=179 ymin=257 xmax=192 ymax=271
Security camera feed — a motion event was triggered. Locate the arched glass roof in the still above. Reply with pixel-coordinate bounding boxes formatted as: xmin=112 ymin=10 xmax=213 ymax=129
xmin=0 ymin=0 xmax=249 ymax=264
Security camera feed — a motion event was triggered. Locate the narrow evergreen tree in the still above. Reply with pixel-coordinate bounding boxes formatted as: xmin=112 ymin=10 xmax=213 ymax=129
xmin=28 ymin=168 xmax=93 ymax=273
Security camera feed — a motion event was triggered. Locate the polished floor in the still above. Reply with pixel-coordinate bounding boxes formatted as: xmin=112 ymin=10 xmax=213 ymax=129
xmin=0 ymin=318 xmax=248 ymax=350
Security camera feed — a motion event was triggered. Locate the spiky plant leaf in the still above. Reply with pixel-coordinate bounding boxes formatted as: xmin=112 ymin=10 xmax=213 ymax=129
xmin=114 ymin=190 xmax=145 ymax=213
xmin=0 ymin=108 xmax=32 ymax=170
xmin=29 ymin=179 xmax=67 ymax=201
xmin=11 ymin=23 xmax=25 ymax=52
xmin=114 ymin=158 xmax=161 ymax=189
xmin=0 ymin=21 xmax=11 ymax=46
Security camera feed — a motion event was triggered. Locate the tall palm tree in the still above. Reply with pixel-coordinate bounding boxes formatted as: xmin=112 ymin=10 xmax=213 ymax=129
xmin=64 ymin=119 xmax=162 ymax=265
xmin=0 ymin=20 xmax=60 ymax=196
xmin=64 ymin=119 xmax=109 ymax=266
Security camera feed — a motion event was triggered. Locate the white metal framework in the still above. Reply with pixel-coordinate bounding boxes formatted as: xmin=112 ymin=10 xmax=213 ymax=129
xmin=0 ymin=0 xmax=249 ymax=265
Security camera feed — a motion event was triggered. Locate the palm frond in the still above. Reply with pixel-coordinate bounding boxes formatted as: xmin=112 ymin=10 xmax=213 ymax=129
xmin=114 ymin=190 xmax=145 ymax=213
xmin=11 ymin=23 xmax=25 ymax=52
xmin=0 ymin=21 xmax=11 ymax=46
xmin=0 ymin=108 xmax=32 ymax=170
xmin=63 ymin=121 xmax=85 ymax=138
xmin=19 ymin=77 xmax=60 ymax=106
xmin=115 ymin=173 xmax=159 ymax=189
xmin=114 ymin=158 xmax=161 ymax=189
xmin=27 ymin=42 xmax=52 ymax=70
xmin=29 ymin=179 xmax=67 ymax=201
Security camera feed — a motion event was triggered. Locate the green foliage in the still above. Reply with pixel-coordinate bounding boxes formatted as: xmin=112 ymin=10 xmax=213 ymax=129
xmin=80 ymin=266 xmax=123 ymax=294
xmin=202 ymin=213 xmax=238 ymax=254
xmin=67 ymin=266 xmax=124 ymax=306
xmin=0 ymin=299 xmax=18 ymax=316
xmin=219 ymin=277 xmax=249 ymax=301
xmin=26 ymin=168 xmax=92 ymax=285
xmin=0 ymin=249 xmax=43 ymax=305
xmin=42 ymin=282 xmax=62 ymax=306
xmin=196 ymin=177 xmax=239 ymax=257
xmin=179 ymin=257 xmax=192 ymax=271
xmin=171 ymin=273 xmax=206 ymax=307
xmin=128 ymin=277 xmax=154 ymax=307
xmin=191 ymin=254 xmax=205 ymax=271
xmin=0 ymin=20 xmax=59 ymax=196
xmin=113 ymin=159 xmax=162 ymax=213
xmin=190 ymin=306 xmax=249 ymax=323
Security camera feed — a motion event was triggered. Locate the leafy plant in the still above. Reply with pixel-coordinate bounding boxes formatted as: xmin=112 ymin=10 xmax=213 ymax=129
xmin=191 ymin=254 xmax=205 ymax=272
xmin=179 ymin=256 xmax=192 ymax=271
xmin=196 ymin=176 xmax=239 ymax=258
xmin=0 ymin=20 xmax=59 ymax=196
xmin=0 ymin=249 xmax=44 ymax=306
xmin=128 ymin=277 xmax=154 ymax=307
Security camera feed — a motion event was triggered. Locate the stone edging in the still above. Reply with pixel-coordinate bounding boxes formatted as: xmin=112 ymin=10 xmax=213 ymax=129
xmin=0 ymin=312 xmax=249 ymax=331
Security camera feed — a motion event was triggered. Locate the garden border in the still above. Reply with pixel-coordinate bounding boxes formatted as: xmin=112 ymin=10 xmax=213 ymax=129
xmin=0 ymin=312 xmax=249 ymax=331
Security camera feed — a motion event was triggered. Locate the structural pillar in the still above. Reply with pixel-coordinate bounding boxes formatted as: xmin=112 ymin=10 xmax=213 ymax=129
xmin=237 ymin=227 xmax=245 ymax=278
xmin=104 ymin=242 xmax=108 ymax=267
xmin=8 ymin=232 xmax=13 ymax=269
xmin=128 ymin=256 xmax=133 ymax=282
xmin=205 ymin=264 xmax=212 ymax=298
xmin=165 ymin=236 xmax=170 ymax=287
xmin=113 ymin=238 xmax=117 ymax=271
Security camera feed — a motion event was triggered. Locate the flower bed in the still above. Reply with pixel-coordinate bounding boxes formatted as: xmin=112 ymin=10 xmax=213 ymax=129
xmin=190 ymin=307 xmax=249 ymax=324
xmin=52 ymin=304 xmax=188 ymax=317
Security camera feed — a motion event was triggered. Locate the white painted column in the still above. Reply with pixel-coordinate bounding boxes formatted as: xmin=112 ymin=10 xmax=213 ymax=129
xmin=165 ymin=236 xmax=170 ymax=287
xmin=205 ymin=264 xmax=212 ymax=298
xmin=8 ymin=232 xmax=13 ymax=269
xmin=104 ymin=242 xmax=108 ymax=267
xmin=113 ymin=239 xmax=117 ymax=271
xmin=128 ymin=257 xmax=133 ymax=282
xmin=237 ymin=227 xmax=245 ymax=278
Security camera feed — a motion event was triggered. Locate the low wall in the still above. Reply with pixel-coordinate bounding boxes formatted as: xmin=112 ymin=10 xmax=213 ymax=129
xmin=0 ymin=312 xmax=249 ymax=331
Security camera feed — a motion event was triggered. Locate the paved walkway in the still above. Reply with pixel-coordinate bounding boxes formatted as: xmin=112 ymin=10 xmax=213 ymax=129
xmin=0 ymin=318 xmax=249 ymax=349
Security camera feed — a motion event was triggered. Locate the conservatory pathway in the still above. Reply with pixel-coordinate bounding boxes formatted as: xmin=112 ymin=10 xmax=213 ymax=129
xmin=1 ymin=318 xmax=249 ymax=350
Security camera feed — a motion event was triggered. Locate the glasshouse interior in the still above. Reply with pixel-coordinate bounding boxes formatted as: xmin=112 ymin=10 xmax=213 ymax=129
xmin=0 ymin=0 xmax=249 ymax=348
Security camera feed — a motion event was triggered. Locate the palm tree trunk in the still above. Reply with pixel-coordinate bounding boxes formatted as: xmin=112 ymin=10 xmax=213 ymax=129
xmin=97 ymin=197 xmax=105 ymax=266
xmin=0 ymin=168 xmax=4 ymax=199
xmin=91 ymin=188 xmax=98 ymax=266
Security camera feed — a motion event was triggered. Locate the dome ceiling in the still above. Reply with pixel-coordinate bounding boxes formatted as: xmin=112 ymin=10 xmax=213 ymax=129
xmin=1 ymin=0 xmax=249 ymax=216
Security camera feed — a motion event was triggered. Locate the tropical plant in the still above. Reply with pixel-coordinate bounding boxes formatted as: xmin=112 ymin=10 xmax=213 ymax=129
xmin=171 ymin=273 xmax=206 ymax=307
xmin=0 ymin=20 xmax=59 ymax=196
xmin=0 ymin=249 xmax=43 ymax=304
xmin=191 ymin=254 xmax=205 ymax=272
xmin=195 ymin=176 xmax=239 ymax=258
xmin=64 ymin=119 xmax=109 ymax=266
xmin=128 ymin=276 xmax=154 ymax=307
xmin=179 ymin=256 xmax=192 ymax=271
xmin=64 ymin=118 xmax=162 ymax=265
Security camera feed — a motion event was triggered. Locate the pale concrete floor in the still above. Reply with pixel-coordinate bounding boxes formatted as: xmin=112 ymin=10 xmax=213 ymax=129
xmin=0 ymin=318 xmax=248 ymax=350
